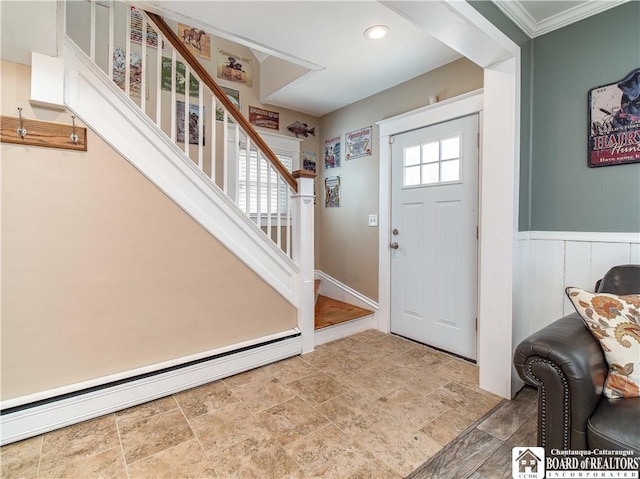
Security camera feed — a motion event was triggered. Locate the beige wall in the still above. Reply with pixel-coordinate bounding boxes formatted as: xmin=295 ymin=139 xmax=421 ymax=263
xmin=1 ymin=61 xmax=296 ymax=401
xmin=317 ymin=58 xmax=483 ymax=301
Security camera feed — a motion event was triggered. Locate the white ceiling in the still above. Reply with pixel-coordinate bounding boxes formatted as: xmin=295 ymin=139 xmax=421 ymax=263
xmin=1 ymin=0 xmax=627 ymax=118
xmin=137 ymin=0 xmax=628 ymax=117
xmin=142 ymin=1 xmax=463 ymax=117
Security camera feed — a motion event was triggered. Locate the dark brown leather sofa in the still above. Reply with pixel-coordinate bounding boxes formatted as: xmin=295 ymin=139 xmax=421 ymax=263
xmin=514 ymin=264 xmax=640 ymax=455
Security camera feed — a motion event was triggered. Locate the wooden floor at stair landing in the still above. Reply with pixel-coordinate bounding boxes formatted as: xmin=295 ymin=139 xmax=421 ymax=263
xmin=314 ymin=295 xmax=373 ymax=330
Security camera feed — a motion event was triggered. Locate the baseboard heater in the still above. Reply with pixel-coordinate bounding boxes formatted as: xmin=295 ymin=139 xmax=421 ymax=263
xmin=1 ymin=330 xmax=302 ymax=446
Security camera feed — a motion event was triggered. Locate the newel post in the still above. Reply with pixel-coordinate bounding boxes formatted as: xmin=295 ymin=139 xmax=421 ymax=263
xmin=291 ymin=170 xmax=316 ymax=354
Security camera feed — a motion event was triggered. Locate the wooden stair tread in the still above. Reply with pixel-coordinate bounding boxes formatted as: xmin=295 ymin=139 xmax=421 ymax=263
xmin=315 ymin=295 xmax=373 ymax=330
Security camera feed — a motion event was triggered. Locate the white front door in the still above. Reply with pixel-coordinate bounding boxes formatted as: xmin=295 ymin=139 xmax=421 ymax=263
xmin=390 ymin=114 xmax=479 ymax=360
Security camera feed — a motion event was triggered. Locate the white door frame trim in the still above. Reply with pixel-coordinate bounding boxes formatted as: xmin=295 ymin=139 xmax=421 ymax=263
xmin=377 ymin=1 xmax=521 ymax=399
xmin=382 ymin=94 xmax=482 ymax=359
xmin=377 ymin=90 xmax=483 ymax=331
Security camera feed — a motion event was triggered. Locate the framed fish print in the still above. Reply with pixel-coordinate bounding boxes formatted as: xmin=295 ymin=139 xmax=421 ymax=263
xmin=588 ymin=68 xmax=640 ymax=167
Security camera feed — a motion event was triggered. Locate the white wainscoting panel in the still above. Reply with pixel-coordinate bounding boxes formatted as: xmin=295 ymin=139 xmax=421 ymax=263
xmin=530 ymin=239 xmax=565 ymax=333
xmin=517 ymin=231 xmax=640 ymax=338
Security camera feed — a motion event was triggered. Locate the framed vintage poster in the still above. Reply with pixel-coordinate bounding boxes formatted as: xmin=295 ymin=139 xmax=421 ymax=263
xmin=217 ymin=49 xmax=252 ymax=87
xmin=113 ymin=48 xmax=144 ymax=98
xmin=216 ymin=87 xmax=240 ymax=122
xmin=302 ymin=151 xmax=317 ymax=173
xmin=161 ymin=57 xmax=200 ymax=96
xmin=588 ymin=67 xmax=640 ymax=167
xmin=345 ymin=126 xmax=372 ymax=160
xmin=249 ymin=106 xmax=279 ymax=130
xmin=324 ymin=136 xmax=341 ymax=169
xmin=176 ymin=101 xmax=204 ymax=145
xmin=178 ymin=23 xmax=211 ymax=60
xmin=325 ymin=176 xmax=341 ymax=208
xmin=130 ymin=7 xmax=163 ymax=49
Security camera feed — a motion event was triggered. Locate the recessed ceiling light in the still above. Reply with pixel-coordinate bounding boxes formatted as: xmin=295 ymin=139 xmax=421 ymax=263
xmin=364 ymin=25 xmax=389 ymax=40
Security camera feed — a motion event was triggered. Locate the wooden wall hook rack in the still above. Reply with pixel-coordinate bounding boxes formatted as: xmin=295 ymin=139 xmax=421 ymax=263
xmin=1 ymin=115 xmax=87 ymax=151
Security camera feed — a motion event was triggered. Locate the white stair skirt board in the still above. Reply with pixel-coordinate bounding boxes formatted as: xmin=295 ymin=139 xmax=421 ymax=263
xmin=63 ymin=38 xmax=298 ymax=306
xmin=314 ymin=271 xmax=379 ymax=313
xmin=1 ymin=333 xmax=301 ymax=446
xmin=314 ymin=314 xmax=376 ymax=346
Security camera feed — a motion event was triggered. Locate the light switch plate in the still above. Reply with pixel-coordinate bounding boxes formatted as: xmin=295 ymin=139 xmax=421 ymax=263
xmin=368 ymin=214 xmax=378 ymax=227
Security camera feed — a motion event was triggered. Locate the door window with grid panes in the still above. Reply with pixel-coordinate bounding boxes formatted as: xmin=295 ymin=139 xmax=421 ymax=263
xmin=403 ymin=135 xmax=461 ymax=187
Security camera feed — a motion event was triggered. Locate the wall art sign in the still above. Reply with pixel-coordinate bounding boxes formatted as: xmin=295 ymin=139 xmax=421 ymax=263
xmin=323 ymin=136 xmax=341 ymax=169
xmin=161 ymin=57 xmax=200 ymax=96
xmin=588 ymin=67 xmax=640 ymax=167
xmin=216 ymin=87 xmax=240 ymax=122
xmin=249 ymin=106 xmax=279 ymax=130
xmin=302 ymin=151 xmax=317 ymax=173
xmin=113 ymin=48 xmax=144 ymax=98
xmin=176 ymin=101 xmax=204 ymax=145
xmin=345 ymin=126 xmax=372 ymax=160
xmin=217 ymin=49 xmax=252 ymax=87
xmin=178 ymin=23 xmax=211 ymax=60
xmin=130 ymin=7 xmax=163 ymax=49
xmin=324 ymin=175 xmax=341 ymax=208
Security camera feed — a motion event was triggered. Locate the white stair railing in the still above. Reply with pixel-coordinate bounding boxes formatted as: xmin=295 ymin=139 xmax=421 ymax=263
xmin=64 ymin=0 xmax=298 ymax=260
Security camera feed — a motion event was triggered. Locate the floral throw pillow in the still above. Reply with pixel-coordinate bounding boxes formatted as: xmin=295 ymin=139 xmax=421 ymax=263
xmin=566 ymin=288 xmax=640 ymax=399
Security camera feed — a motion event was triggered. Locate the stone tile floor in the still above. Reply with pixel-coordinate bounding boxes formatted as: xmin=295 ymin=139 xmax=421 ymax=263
xmin=2 ymin=330 xmax=532 ymax=479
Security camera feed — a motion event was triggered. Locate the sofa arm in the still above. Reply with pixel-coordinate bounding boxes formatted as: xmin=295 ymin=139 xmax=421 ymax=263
xmin=514 ymin=313 xmax=608 ymax=453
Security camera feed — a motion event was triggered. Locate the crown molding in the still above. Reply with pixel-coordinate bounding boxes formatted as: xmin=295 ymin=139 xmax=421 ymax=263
xmin=493 ymin=0 xmax=631 ymax=38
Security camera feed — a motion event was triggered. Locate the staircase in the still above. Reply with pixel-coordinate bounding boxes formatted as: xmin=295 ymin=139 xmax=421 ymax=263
xmin=0 ymin=0 xmax=372 ymax=446
xmin=63 ymin=1 xmax=315 ymax=329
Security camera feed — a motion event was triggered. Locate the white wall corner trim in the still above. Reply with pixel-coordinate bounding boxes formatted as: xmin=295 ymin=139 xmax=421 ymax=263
xmin=63 ymin=37 xmax=298 ymax=306
xmin=377 ymin=0 xmax=522 ymax=400
xmin=1 ymin=333 xmax=302 ymax=446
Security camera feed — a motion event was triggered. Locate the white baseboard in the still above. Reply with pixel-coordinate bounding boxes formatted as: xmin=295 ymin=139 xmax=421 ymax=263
xmin=1 ymin=334 xmax=301 ymax=446
xmin=314 ymin=271 xmax=379 ymax=312
xmin=313 ymin=314 xmax=375 ymax=346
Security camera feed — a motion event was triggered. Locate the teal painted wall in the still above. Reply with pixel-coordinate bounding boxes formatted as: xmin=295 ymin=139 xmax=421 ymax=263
xmin=469 ymin=1 xmax=533 ymax=231
xmin=531 ymin=1 xmax=640 ymax=232
xmin=471 ymin=1 xmax=639 ymax=233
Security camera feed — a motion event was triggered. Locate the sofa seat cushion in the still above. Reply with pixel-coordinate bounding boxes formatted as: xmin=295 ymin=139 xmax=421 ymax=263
xmin=587 ymin=397 xmax=640 ymax=455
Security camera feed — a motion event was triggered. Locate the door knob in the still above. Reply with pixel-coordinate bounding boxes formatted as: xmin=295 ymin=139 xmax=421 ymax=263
xmin=390 ymin=242 xmax=399 ymax=249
